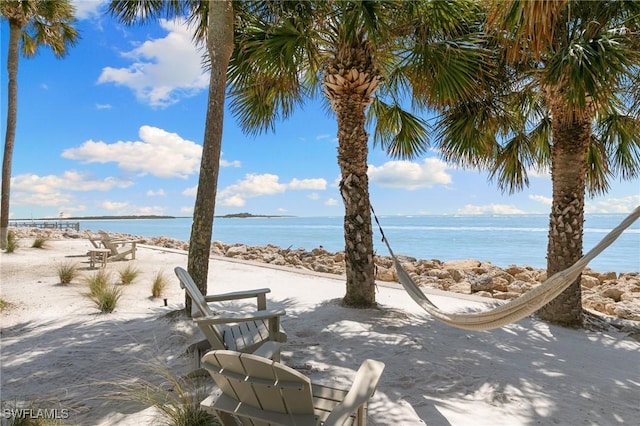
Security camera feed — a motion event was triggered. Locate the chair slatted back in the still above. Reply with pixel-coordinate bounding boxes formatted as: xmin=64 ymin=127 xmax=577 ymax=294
xmin=174 ymin=267 xmax=226 ymax=349
xmin=202 ymin=350 xmax=316 ymax=423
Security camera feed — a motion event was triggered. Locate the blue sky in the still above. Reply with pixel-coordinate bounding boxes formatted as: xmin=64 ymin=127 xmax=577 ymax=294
xmin=1 ymin=1 xmax=638 ymax=219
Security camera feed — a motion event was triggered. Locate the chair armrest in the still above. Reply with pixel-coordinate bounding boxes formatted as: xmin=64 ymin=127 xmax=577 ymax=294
xmin=203 ymin=288 xmax=271 ymax=310
xmin=323 ymin=359 xmax=385 ymax=426
xmin=251 ymin=341 xmax=282 ymax=361
xmin=193 ymin=309 xmax=286 ymax=325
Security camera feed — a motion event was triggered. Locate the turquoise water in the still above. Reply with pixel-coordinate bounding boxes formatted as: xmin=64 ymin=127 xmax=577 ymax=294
xmin=74 ymin=214 xmax=639 ymax=273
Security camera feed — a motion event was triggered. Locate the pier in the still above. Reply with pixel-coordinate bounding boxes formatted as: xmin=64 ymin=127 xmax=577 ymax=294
xmin=9 ymin=221 xmax=80 ymax=231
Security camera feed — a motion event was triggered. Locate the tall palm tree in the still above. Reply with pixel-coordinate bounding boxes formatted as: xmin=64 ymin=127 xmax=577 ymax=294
xmin=228 ymin=0 xmax=488 ymax=307
xmin=108 ymin=0 xmax=234 ymax=314
xmin=0 ymin=0 xmax=79 ymax=249
xmin=435 ymin=0 xmax=640 ymax=326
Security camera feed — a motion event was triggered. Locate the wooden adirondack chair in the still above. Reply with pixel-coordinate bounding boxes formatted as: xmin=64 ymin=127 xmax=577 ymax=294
xmin=201 ymin=350 xmax=385 ymax=426
xmin=98 ymin=230 xmax=139 ymax=261
xmin=174 ymin=267 xmax=287 ymax=366
xmin=85 ymin=231 xmax=103 ymax=249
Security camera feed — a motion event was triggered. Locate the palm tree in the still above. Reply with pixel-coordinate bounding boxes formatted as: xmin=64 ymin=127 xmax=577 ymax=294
xmin=0 ymin=0 xmax=79 ymax=249
xmin=228 ymin=0 xmax=487 ymax=307
xmin=435 ymin=0 xmax=640 ymax=326
xmin=108 ymin=0 xmax=234 ymax=314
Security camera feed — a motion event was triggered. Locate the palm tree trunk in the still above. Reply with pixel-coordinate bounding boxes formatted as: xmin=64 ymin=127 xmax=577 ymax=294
xmin=537 ymin=103 xmax=591 ymax=326
xmin=336 ymin=95 xmax=376 ymax=307
xmin=186 ymin=0 xmax=234 ymax=315
xmin=1 ymin=21 xmax=21 ymax=249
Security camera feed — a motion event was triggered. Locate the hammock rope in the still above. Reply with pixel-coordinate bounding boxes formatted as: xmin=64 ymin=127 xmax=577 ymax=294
xmin=371 ymin=205 xmax=640 ymax=331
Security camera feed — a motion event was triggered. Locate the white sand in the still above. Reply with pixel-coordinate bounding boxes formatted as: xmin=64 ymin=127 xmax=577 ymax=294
xmin=1 ymin=239 xmax=639 ymax=425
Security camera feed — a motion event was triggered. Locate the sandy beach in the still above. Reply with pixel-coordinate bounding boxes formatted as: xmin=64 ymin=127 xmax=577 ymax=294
xmin=1 ymin=238 xmax=639 ymax=425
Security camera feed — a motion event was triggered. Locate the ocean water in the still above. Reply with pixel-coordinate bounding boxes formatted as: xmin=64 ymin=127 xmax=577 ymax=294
xmin=72 ymin=213 xmax=640 ymax=273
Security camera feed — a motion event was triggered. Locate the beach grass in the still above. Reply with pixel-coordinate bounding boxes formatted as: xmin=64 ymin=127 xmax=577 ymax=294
xmin=56 ymin=261 xmax=80 ymax=285
xmin=89 ymin=284 xmax=123 ymax=314
xmin=118 ymin=264 xmax=140 ymax=285
xmin=113 ymin=357 xmax=220 ymax=426
xmin=151 ymin=271 xmax=168 ymax=298
xmin=6 ymin=230 xmax=18 ymax=253
xmin=84 ymin=270 xmax=122 ymax=313
xmin=31 ymin=236 xmax=48 ymax=249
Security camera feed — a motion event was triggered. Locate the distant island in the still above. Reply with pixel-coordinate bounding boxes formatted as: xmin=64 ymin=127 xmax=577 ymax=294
xmin=12 ymin=213 xmax=292 ymax=221
xmin=12 ymin=215 xmax=176 ymax=221
xmin=217 ymin=212 xmax=294 ymax=218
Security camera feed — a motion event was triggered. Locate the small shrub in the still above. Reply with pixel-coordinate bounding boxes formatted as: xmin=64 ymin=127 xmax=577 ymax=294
xmin=115 ymin=358 xmax=219 ymax=426
xmin=84 ymin=269 xmax=112 ymax=298
xmin=118 ymin=264 xmax=140 ymax=285
xmin=6 ymin=230 xmax=18 ymax=253
xmin=88 ymin=284 xmax=122 ymax=314
xmin=57 ymin=261 xmax=79 ymax=285
xmin=0 ymin=298 xmax=10 ymax=311
xmin=31 ymin=236 xmax=48 ymax=249
xmin=151 ymin=271 xmax=168 ymax=298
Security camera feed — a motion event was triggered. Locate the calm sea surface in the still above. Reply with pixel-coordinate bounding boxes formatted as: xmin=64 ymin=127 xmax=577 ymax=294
xmin=75 ymin=214 xmax=639 ymax=273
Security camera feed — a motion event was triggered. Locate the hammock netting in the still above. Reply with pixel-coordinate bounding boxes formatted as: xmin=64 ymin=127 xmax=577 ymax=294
xmin=372 ymin=206 xmax=640 ymax=331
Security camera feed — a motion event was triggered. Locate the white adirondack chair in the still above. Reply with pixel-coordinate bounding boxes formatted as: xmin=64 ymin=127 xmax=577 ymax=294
xmin=98 ymin=230 xmax=139 ymax=261
xmin=174 ymin=267 xmax=286 ymax=365
xmin=201 ymin=350 xmax=385 ymax=426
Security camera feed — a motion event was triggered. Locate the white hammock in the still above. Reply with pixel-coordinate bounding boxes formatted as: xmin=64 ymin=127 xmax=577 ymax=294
xmin=372 ymin=206 xmax=640 ymax=331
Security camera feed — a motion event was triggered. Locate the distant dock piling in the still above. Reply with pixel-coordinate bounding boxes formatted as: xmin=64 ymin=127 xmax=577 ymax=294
xmin=9 ymin=221 xmax=80 ymax=231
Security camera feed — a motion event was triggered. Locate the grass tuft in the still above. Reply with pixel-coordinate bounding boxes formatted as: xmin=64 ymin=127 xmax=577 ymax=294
xmin=114 ymin=357 xmax=220 ymax=426
xmin=57 ymin=261 xmax=79 ymax=285
xmin=89 ymin=285 xmax=122 ymax=314
xmin=31 ymin=236 xmax=48 ymax=249
xmin=118 ymin=264 xmax=140 ymax=285
xmin=0 ymin=298 xmax=10 ymax=312
xmin=151 ymin=271 xmax=168 ymax=298
xmin=6 ymin=230 xmax=18 ymax=253
xmin=84 ymin=270 xmax=122 ymax=313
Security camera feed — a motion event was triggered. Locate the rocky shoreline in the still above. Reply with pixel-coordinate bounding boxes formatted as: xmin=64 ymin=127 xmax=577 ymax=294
xmin=10 ymin=227 xmax=640 ymax=324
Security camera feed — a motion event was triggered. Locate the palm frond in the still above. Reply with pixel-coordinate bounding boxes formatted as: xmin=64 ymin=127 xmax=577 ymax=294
xmin=368 ymin=98 xmax=430 ymax=160
xmin=585 ymin=137 xmax=612 ymax=196
xmin=434 ymin=103 xmax=499 ymax=169
xmin=229 ymin=15 xmax=319 ymax=134
xmin=595 ymin=112 xmax=640 ymax=181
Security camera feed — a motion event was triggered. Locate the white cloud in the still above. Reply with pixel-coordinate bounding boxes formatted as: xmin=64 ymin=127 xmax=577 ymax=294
xmin=97 ymin=19 xmax=208 ymax=107
xmin=72 ymin=0 xmax=107 ymax=20
xmin=63 ymin=126 xmax=200 ymax=178
xmin=368 ymin=158 xmax=452 ymax=190
xmin=180 ymin=206 xmax=193 ymax=214
xmin=528 ymin=166 xmax=551 ymax=179
xmin=147 ymin=189 xmax=166 ymax=197
xmin=219 ymin=195 xmax=246 ymax=207
xmin=325 ymin=198 xmax=339 ymax=206
xmin=9 ymin=171 xmax=132 ymax=211
xmin=307 ymin=193 xmax=320 ymax=200
xmin=101 ymin=201 xmax=130 ymax=211
xmin=217 ymin=174 xmax=328 ymax=206
xmin=586 ymin=195 xmax=640 ymax=213
xmin=63 ymin=126 xmax=237 ymax=179
xmin=288 ymin=178 xmax=327 ymax=190
xmin=219 ymin=174 xmax=287 ymax=200
xmin=221 ymin=158 xmax=241 ymax=168
xmin=529 ymin=194 xmax=552 ymax=206
xmin=100 ymin=201 xmax=166 ymax=216
xmin=12 ymin=171 xmax=132 ymax=193
xmin=456 ymin=204 xmax=526 ymax=215
xmin=182 ymin=186 xmax=198 ymax=197
xmin=96 ymin=103 xmax=112 ymax=110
